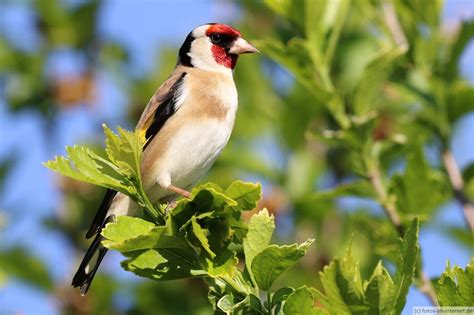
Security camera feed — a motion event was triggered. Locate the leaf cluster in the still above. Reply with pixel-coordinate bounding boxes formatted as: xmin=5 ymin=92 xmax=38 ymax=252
xmin=44 ymin=126 xmax=440 ymax=314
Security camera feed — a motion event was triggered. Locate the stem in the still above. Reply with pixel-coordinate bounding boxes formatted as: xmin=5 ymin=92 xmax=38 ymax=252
xmin=368 ymin=165 xmax=404 ymax=235
xmin=442 ymin=150 xmax=474 ymax=231
xmin=267 ymin=290 xmax=272 ymax=314
xmin=418 ymin=271 xmax=439 ymax=306
xmin=382 ymin=0 xmax=408 ymax=52
xmin=368 ymin=162 xmax=439 ymax=306
xmin=219 ymin=274 xmax=252 ymax=297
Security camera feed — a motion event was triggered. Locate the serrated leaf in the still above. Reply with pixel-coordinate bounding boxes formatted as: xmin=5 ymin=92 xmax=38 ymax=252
xmin=124 ymin=249 xmax=166 ymax=270
xmin=206 ymin=250 xmax=238 ymax=278
xmin=44 ymin=125 xmax=160 ymax=217
xmin=390 ymin=146 xmax=448 ymax=217
xmin=102 ymin=216 xmax=154 ymax=243
xmin=316 ymin=246 xmax=368 ymax=314
xmin=283 ymin=286 xmax=325 ymax=315
xmin=436 ymin=260 xmax=473 ymax=306
xmin=390 ymin=218 xmax=419 ymax=313
xmin=315 ymin=219 xmax=419 ymax=315
xmin=191 ymin=216 xmax=215 ymax=258
xmin=103 ymin=125 xmax=141 ymax=177
xmin=172 ymin=184 xmax=237 ymax=222
xmin=243 ymin=209 xmax=275 ymax=280
xmin=364 ymin=262 xmax=396 ymax=314
xmin=224 ymin=180 xmax=261 ymax=211
xmin=44 ymin=145 xmax=131 ymax=194
xmin=122 ymin=247 xmax=204 ymax=281
xmin=101 ymin=216 xmax=188 ymax=251
xmin=251 ymin=239 xmax=314 ymax=291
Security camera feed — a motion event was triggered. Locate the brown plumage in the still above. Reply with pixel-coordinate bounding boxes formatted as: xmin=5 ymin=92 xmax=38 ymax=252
xmin=72 ymin=23 xmax=258 ymax=295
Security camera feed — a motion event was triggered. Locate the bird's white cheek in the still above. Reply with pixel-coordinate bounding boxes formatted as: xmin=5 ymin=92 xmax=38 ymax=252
xmin=189 ymin=38 xmax=233 ymax=75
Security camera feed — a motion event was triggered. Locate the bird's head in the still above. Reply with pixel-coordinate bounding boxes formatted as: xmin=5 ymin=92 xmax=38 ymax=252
xmin=178 ymin=23 xmax=258 ymax=72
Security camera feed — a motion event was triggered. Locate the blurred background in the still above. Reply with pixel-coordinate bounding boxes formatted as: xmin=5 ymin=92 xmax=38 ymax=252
xmin=0 ymin=0 xmax=472 ymax=314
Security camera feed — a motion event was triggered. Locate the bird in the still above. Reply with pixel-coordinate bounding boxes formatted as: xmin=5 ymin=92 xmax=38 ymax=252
xmin=71 ymin=23 xmax=258 ymax=295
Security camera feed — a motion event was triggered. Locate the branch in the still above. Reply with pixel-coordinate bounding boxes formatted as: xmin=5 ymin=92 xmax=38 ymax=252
xmin=382 ymin=1 xmax=409 ymax=52
xmin=368 ymin=165 xmax=404 ymax=235
xmin=418 ymin=271 xmax=439 ymax=306
xmin=368 ymin=163 xmax=439 ymax=306
xmin=442 ymin=150 xmax=474 ymax=231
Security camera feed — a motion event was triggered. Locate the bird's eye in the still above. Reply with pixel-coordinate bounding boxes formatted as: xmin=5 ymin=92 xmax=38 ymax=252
xmin=210 ymin=33 xmax=222 ymax=44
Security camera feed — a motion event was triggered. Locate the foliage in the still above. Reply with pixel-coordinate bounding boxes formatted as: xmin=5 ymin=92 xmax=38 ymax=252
xmin=44 ymin=125 xmax=160 ymax=218
xmin=45 ymin=126 xmax=426 ymax=314
xmin=1 ymin=0 xmax=472 ymax=314
xmin=315 ymin=219 xmax=419 ymax=315
xmin=436 ymin=260 xmax=474 ymax=307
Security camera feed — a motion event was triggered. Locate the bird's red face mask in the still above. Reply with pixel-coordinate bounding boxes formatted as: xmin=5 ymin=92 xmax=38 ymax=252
xmin=205 ymin=24 xmax=259 ymax=69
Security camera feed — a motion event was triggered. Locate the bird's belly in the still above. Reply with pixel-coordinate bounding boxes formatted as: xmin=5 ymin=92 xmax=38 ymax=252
xmin=150 ymin=119 xmax=233 ymax=199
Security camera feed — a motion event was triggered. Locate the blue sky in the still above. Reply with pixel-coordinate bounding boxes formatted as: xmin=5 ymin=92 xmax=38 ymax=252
xmin=0 ymin=1 xmax=472 ymax=314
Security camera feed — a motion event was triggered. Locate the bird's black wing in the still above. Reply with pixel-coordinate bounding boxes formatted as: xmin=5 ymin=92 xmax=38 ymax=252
xmin=84 ymin=70 xmax=187 ymax=239
xmin=73 ymin=69 xmax=188 ymax=295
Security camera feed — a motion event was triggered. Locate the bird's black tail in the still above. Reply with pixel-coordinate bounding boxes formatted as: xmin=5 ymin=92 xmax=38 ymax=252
xmin=72 ymin=229 xmax=108 ymax=295
xmin=73 ymin=189 xmax=117 ymax=295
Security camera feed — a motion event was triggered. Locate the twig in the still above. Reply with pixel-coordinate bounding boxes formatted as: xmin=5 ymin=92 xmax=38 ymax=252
xmin=442 ymin=150 xmax=474 ymax=231
xmin=368 ymin=166 xmax=404 ymax=235
xmin=382 ymin=1 xmax=409 ymax=52
xmin=418 ymin=271 xmax=439 ymax=306
xmin=368 ymin=163 xmax=439 ymax=306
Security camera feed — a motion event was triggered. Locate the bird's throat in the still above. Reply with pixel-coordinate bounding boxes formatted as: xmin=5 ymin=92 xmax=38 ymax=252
xmin=211 ymin=45 xmax=238 ymax=69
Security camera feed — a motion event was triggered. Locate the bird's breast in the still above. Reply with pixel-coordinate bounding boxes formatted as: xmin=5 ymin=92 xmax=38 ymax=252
xmin=142 ymin=69 xmax=238 ymax=200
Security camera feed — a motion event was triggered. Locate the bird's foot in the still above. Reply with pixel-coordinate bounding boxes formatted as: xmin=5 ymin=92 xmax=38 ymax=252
xmin=167 ymin=184 xmax=191 ymax=198
xmin=164 ymin=200 xmax=177 ymax=215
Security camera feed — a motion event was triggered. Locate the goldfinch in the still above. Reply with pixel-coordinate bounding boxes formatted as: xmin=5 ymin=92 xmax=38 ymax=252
xmin=72 ymin=23 xmax=258 ymax=295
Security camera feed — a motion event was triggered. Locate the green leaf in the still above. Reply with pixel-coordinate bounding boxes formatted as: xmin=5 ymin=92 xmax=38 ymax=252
xmin=263 ymin=0 xmax=305 ymax=31
xmin=121 ymin=247 xmax=204 ymax=281
xmin=364 ymin=262 xmax=396 ymax=314
xmin=316 ymin=246 xmax=368 ymax=314
xmin=283 ymin=286 xmax=325 ymax=315
xmin=243 ymin=209 xmax=275 ymax=280
xmin=205 ymin=250 xmax=238 ymax=278
xmin=446 ymin=226 xmax=473 ymax=249
xmin=0 ymin=247 xmax=53 ymax=291
xmin=191 ymin=216 xmax=215 ymax=258
xmin=446 ymin=83 xmax=474 ymax=124
xmin=217 ymin=294 xmax=234 ymax=313
xmin=445 ymin=20 xmax=474 ymax=80
xmin=436 ymin=260 xmax=473 ymax=306
xmin=271 ymin=286 xmax=294 ymax=305
xmin=101 ymin=216 xmax=188 ymax=251
xmin=103 ymin=125 xmax=142 ymax=178
xmin=102 ymin=216 xmax=154 ymax=244
xmin=44 ymin=145 xmax=132 ymax=194
xmin=44 ymin=125 xmax=160 ymax=217
xmin=352 ymin=49 xmax=403 ymax=116
xmin=224 ymin=180 xmax=261 ymax=211
xmin=315 ymin=220 xmax=419 ymax=315
xmin=123 ymin=249 xmax=167 ymax=270
xmin=251 ymin=239 xmax=314 ymax=291
xmin=172 ymin=184 xmax=237 ymax=222
xmin=390 ymin=146 xmax=448 ymax=218
xmin=309 ymin=180 xmax=375 ymax=202
xmin=390 ymin=218 xmax=419 ymax=313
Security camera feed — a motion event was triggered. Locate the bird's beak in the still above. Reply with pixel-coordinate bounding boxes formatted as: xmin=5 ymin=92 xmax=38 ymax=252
xmin=228 ymin=37 xmax=259 ymax=54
